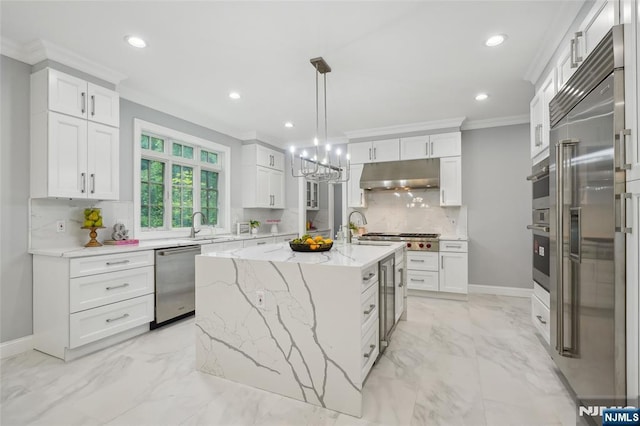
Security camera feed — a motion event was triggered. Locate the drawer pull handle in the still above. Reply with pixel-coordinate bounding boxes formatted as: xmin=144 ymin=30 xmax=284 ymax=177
xmin=363 ymin=304 xmax=375 ymax=315
xmin=445 ymin=244 xmax=462 ymax=248
xmin=363 ymin=344 xmax=376 ymax=359
xmin=362 ymin=272 xmax=375 ymax=282
xmin=257 ymin=242 xmax=267 ymax=245
xmin=410 ymin=259 xmax=425 ymax=262
xmin=411 ymin=278 xmax=425 ymax=282
xmin=536 ymin=315 xmax=547 ymax=325
xmin=106 ymin=283 xmax=130 ymax=291
xmin=106 ymin=260 xmax=130 ymax=266
xmin=106 ymin=313 xmax=129 ymax=323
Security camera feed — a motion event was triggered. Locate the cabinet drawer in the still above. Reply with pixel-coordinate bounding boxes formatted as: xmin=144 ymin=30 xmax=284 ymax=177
xmin=531 ymin=294 xmax=550 ymax=345
xmin=69 ymin=294 xmax=154 ymax=348
xmin=407 ymin=270 xmax=439 ymax=291
xmin=361 ymin=284 xmax=378 ymax=334
xmin=242 ymin=237 xmax=274 ymax=248
xmin=70 ymin=266 xmax=154 ymax=313
xmin=440 ymin=241 xmax=468 ymax=252
xmin=70 ymin=251 xmax=154 ymax=278
xmin=361 ymin=264 xmax=378 ymax=292
xmin=361 ymin=323 xmax=379 ymax=381
xmin=406 ymin=252 xmax=438 ymax=271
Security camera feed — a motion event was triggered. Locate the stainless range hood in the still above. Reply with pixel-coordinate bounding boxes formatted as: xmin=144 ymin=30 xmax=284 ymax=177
xmin=359 ymin=158 xmax=440 ymax=190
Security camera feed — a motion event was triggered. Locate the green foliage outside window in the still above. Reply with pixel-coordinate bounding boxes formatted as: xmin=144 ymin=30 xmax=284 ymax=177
xmin=201 ymin=170 xmax=219 ymax=225
xmin=140 ymin=159 xmax=165 ymax=228
xmin=172 ymin=165 xmax=194 ymax=228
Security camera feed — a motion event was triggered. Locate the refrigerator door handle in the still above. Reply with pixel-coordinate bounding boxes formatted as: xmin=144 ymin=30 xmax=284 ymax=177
xmin=617 ymin=129 xmax=632 ymax=171
xmin=555 ymin=138 xmax=580 ymax=357
xmin=615 ymin=193 xmax=632 ymax=233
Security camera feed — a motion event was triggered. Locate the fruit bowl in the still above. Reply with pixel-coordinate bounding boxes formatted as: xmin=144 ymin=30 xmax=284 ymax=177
xmin=289 ymin=242 xmax=333 ymax=252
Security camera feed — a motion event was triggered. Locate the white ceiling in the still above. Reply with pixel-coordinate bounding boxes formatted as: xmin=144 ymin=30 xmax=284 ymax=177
xmin=1 ymin=1 xmax=581 ymax=147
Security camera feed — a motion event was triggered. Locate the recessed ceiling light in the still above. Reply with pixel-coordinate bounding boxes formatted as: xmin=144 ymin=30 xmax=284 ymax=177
xmin=124 ymin=35 xmax=147 ymax=48
xmin=485 ymin=34 xmax=506 ymax=47
xmin=284 ymin=122 xmax=294 ymax=128
xmin=475 ymin=93 xmax=489 ymax=101
xmin=229 ymin=92 xmax=241 ymax=100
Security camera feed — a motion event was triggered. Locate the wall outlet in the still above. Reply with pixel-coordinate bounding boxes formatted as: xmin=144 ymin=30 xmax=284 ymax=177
xmin=56 ymin=220 xmax=66 ymax=233
xmin=256 ymin=290 xmax=265 ymax=309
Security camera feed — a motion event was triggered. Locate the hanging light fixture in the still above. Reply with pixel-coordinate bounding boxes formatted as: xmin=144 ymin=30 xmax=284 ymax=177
xmin=290 ymin=57 xmax=350 ymax=183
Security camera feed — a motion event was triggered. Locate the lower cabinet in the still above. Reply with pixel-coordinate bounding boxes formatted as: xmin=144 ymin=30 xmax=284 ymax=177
xmin=531 ymin=282 xmax=551 ymax=345
xmin=394 ymin=249 xmax=405 ymax=323
xmin=406 ymin=251 xmax=439 ymax=291
xmin=33 ymin=250 xmax=155 ymax=361
xmin=406 ymin=240 xmax=469 ymax=295
xmin=360 ymin=263 xmax=379 ymax=381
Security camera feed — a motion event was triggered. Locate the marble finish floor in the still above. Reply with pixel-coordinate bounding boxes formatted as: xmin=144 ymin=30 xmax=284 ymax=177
xmin=1 ymin=294 xmax=577 ymax=426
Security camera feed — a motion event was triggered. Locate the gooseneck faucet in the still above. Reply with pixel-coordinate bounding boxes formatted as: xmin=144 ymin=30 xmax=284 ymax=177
xmin=347 ymin=210 xmax=368 ymax=244
xmin=190 ymin=211 xmax=207 ymax=238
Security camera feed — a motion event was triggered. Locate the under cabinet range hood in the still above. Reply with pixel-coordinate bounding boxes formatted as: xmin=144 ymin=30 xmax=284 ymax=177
xmin=359 ymin=159 xmax=440 ymax=190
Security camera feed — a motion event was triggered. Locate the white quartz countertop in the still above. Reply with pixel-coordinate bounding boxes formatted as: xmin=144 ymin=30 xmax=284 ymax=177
xmin=28 ymin=231 xmax=303 ymax=258
xmin=200 ymin=241 xmax=405 ymax=269
xmin=439 ymin=235 xmax=468 ymax=241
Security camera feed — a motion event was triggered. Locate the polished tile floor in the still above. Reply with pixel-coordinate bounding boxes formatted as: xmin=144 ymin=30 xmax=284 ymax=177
xmin=0 ymin=294 xmax=577 ymax=426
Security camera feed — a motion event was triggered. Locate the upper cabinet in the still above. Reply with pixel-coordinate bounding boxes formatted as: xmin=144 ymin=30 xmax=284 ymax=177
xmin=440 ymin=156 xmax=462 ymax=206
xmin=400 ymin=132 xmax=461 ymax=160
xmin=30 ymin=68 xmax=120 ymax=200
xmin=242 ymin=144 xmax=286 ymax=209
xmin=531 ymin=71 xmax=556 ymax=161
xmin=306 ymin=179 xmax=319 ymax=210
xmin=32 ymin=68 xmax=120 ymax=127
xmin=348 ymin=139 xmax=399 ymax=164
xmin=348 ymin=164 xmax=367 ymax=208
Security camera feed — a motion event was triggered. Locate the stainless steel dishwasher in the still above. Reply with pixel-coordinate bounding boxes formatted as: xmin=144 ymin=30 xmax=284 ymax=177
xmin=152 ymin=245 xmax=199 ymax=328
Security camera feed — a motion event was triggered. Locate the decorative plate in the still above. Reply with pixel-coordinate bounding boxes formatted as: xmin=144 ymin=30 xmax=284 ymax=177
xmin=289 ymin=242 xmax=333 ymax=252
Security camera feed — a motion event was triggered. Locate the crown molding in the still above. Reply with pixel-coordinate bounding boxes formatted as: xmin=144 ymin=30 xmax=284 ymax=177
xmin=0 ymin=37 xmax=127 ymax=85
xmin=461 ymin=114 xmax=529 ymax=131
xmin=119 ymin=85 xmax=249 ymax=141
xmin=343 ymin=117 xmax=466 ymax=140
xmin=523 ymin=0 xmax=585 ymax=86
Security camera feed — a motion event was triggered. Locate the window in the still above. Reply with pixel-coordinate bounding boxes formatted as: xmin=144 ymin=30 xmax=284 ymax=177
xmin=133 ymin=119 xmax=230 ymax=238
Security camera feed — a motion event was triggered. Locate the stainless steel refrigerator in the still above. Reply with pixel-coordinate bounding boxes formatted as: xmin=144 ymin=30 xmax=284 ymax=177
xmin=549 ymin=25 xmax=628 ymax=419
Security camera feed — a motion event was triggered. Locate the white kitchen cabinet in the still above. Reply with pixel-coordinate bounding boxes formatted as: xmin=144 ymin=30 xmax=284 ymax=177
xmin=624 ymin=0 xmax=640 ymax=182
xmin=399 ymin=132 xmax=461 ymax=160
xmin=243 ymin=236 xmax=275 ymax=247
xmin=348 ymin=164 xmax=367 ymax=208
xmin=33 ymin=68 xmax=119 ymax=127
xmin=531 ymin=71 xmax=556 ymax=161
xmin=556 ymin=44 xmax=577 ymax=91
xmin=626 ymin=178 xmax=640 ymax=401
xmin=242 ymin=166 xmax=285 ymax=208
xmin=31 ymin=68 xmax=120 ymax=200
xmin=440 ymin=156 xmax=462 ymax=206
xmin=33 ymin=251 xmax=155 ymax=361
xmin=347 ymin=139 xmax=399 ymax=164
xmin=394 ymin=249 xmax=405 ymax=323
xmin=244 ymin=144 xmax=285 ymax=171
xmin=406 ymin=251 xmax=439 ymax=291
xmin=201 ymin=240 xmax=244 ymax=254
xmin=31 ymin=112 xmax=119 ymax=200
xmin=439 ymin=244 xmax=468 ymax=294
xmin=306 ymin=179 xmax=319 ymax=210
xmin=578 ymin=0 xmax=617 ymax=64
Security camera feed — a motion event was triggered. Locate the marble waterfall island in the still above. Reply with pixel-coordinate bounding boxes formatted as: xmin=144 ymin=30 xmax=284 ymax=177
xmin=195 ymin=242 xmax=404 ymax=417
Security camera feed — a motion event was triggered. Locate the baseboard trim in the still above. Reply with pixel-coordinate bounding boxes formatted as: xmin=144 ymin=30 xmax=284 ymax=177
xmin=468 ymin=284 xmax=533 ymax=298
xmin=0 ymin=335 xmax=34 ymax=359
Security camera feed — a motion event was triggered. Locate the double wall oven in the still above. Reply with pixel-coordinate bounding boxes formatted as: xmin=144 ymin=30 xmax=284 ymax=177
xmin=527 ymin=158 xmax=550 ymax=293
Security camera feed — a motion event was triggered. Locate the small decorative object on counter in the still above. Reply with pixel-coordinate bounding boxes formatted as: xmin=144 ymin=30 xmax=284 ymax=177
xmin=103 ymin=223 xmax=139 ymax=245
xmin=249 ymin=220 xmax=261 ymax=235
xmin=81 ymin=208 xmax=105 ymax=247
xmin=348 ymin=221 xmax=358 ymax=236
xmin=266 ymin=219 xmax=280 ymax=234
xmin=289 ymin=234 xmax=333 ymax=252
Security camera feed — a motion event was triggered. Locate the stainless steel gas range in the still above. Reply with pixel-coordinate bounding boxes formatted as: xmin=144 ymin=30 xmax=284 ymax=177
xmin=358 ymin=233 xmax=440 ymax=251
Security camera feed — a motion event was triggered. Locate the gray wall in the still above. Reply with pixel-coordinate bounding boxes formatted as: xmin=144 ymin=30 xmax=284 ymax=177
xmin=462 ymin=124 xmax=532 ymax=288
xmin=1 ymin=55 xmax=33 ymax=342
xmin=119 ymin=99 xmax=244 ymax=207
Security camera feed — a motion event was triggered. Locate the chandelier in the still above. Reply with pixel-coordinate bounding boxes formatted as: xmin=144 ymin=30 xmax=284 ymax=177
xmin=289 ymin=57 xmax=350 ymax=183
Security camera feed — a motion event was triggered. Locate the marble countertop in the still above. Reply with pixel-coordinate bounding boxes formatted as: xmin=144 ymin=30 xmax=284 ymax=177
xmin=439 ymin=235 xmax=469 ymax=241
xmin=200 ymin=241 xmax=405 ymax=269
xmin=29 ymin=230 xmax=302 ymax=258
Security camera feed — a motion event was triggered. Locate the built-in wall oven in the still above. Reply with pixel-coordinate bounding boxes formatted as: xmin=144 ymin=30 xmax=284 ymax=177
xmin=527 ymin=159 xmax=550 ymax=292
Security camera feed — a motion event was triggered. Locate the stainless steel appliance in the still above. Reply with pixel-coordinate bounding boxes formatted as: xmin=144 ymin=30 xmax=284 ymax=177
xmin=360 ymin=159 xmax=440 ymax=191
xmin=378 ymin=254 xmax=395 ymax=356
xmin=549 ymin=25 xmax=628 ymax=420
xmin=152 ymin=245 xmax=199 ymax=327
xmin=527 ymin=158 xmax=551 ymax=292
xmin=359 ymin=232 xmax=439 ymax=252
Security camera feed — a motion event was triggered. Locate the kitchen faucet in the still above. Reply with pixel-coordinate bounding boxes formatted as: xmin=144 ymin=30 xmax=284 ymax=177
xmin=347 ymin=210 xmax=367 ymax=244
xmin=190 ymin=211 xmax=207 ymax=238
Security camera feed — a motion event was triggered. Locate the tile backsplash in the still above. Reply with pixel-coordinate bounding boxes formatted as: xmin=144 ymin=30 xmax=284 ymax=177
xmin=352 ymin=190 xmax=467 ymax=236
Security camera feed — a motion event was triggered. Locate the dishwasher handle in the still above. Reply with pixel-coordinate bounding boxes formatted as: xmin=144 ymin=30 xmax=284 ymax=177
xmin=156 ymin=246 xmax=200 ymax=256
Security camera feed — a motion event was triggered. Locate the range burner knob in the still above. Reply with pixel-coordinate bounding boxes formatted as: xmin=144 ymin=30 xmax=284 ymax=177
xmin=419 ymin=243 xmax=424 ymax=248
xmin=426 ymin=243 xmax=431 ymax=249
xmin=406 ymin=243 xmax=412 ymax=248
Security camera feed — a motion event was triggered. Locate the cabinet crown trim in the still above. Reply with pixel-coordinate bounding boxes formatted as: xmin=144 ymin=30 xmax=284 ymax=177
xmin=344 ymin=117 xmax=465 ymax=140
